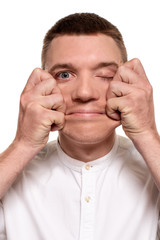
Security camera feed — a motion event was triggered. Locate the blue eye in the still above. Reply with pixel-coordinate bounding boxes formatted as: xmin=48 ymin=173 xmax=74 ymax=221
xmin=59 ymin=72 xmax=70 ymax=79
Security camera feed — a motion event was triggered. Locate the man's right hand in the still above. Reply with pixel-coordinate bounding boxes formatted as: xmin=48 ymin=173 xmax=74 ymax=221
xmin=14 ymin=68 xmax=66 ymax=151
xmin=0 ymin=68 xmax=65 ymax=198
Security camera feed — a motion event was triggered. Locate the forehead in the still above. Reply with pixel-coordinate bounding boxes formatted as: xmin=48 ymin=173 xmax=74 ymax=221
xmin=45 ymin=34 xmax=122 ymax=69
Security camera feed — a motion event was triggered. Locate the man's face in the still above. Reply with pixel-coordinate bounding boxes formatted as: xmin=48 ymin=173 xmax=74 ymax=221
xmin=46 ymin=34 xmax=122 ymax=144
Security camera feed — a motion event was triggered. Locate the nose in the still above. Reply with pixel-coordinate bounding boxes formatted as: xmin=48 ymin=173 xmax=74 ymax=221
xmin=71 ymin=75 xmax=100 ymax=103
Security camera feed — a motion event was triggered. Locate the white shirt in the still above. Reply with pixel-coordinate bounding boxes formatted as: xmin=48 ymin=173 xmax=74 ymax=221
xmin=0 ymin=135 xmax=159 ymax=240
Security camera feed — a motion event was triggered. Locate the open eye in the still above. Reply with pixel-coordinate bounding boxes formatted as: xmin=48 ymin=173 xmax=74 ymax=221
xmin=57 ymin=72 xmax=71 ymax=79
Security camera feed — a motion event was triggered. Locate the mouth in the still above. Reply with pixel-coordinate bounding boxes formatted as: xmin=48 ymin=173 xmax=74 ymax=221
xmin=66 ymin=109 xmax=106 ymax=118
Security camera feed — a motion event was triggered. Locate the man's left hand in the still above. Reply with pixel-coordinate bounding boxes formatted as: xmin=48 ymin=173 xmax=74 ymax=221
xmin=106 ymin=58 xmax=158 ymax=144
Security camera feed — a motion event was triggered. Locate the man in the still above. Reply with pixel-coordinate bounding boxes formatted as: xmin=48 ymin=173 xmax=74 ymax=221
xmin=0 ymin=13 xmax=160 ymax=239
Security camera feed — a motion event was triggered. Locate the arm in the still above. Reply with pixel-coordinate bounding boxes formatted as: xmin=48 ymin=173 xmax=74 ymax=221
xmin=0 ymin=141 xmax=39 ymax=199
xmin=0 ymin=68 xmax=65 ymax=199
xmin=132 ymin=130 xmax=160 ymax=191
xmin=106 ymin=58 xmax=160 ymax=190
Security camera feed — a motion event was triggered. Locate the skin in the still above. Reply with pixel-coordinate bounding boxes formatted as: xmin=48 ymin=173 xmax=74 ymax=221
xmin=46 ymin=34 xmax=122 ymax=160
xmin=0 ymin=33 xmax=160 ymax=199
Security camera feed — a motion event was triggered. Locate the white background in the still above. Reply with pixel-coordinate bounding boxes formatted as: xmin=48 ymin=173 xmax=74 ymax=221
xmin=0 ymin=0 xmax=160 ymax=152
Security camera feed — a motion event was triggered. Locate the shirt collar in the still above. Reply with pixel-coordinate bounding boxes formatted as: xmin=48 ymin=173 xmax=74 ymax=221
xmin=56 ymin=135 xmax=119 ymax=173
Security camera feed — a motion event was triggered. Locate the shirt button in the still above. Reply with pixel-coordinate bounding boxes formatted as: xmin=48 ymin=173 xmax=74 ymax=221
xmin=85 ymin=164 xmax=91 ymax=170
xmin=85 ymin=196 xmax=91 ymax=203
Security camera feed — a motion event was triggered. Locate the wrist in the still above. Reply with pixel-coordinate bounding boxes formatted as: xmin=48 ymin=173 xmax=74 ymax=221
xmin=0 ymin=140 xmax=42 ymax=199
xmin=12 ymin=137 xmax=45 ymax=158
xmin=131 ymin=130 xmax=160 ymax=156
xmin=0 ymin=139 xmax=43 ymax=167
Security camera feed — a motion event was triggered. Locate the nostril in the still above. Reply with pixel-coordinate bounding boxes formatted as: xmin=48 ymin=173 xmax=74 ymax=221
xmin=71 ymin=82 xmax=99 ymax=102
xmin=72 ymin=90 xmax=98 ymax=102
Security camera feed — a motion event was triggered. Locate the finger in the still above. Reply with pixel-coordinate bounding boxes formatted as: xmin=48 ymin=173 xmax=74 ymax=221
xmin=123 ymin=58 xmax=147 ymax=77
xmin=23 ymin=68 xmax=53 ymax=92
xmin=47 ymin=110 xmax=65 ymax=131
xmin=38 ymin=94 xmax=66 ymax=112
xmin=114 ymin=64 xmax=149 ymax=86
xmin=32 ymin=78 xmax=58 ymax=96
xmin=107 ymin=81 xmax=137 ymax=99
xmin=106 ymin=96 xmax=128 ymax=121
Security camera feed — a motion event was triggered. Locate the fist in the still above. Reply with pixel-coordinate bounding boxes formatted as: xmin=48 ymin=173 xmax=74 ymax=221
xmin=106 ymin=58 xmax=157 ymax=143
xmin=15 ymin=68 xmax=66 ymax=150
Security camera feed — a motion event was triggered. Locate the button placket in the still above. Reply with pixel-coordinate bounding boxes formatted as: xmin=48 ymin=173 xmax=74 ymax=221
xmin=79 ymin=165 xmax=96 ymax=240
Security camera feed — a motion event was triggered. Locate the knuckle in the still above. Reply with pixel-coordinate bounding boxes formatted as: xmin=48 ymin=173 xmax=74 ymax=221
xmin=106 ymin=98 xmax=112 ymax=107
xmin=26 ymin=102 xmax=40 ymax=117
xmin=139 ymin=86 xmax=152 ymax=99
xmin=147 ymin=84 xmax=153 ymax=94
xmin=20 ymin=92 xmax=29 ymax=108
xmin=55 ymin=111 xmax=65 ymax=126
xmin=32 ymin=68 xmax=42 ymax=75
xmin=58 ymin=93 xmax=64 ymax=103
xmin=117 ymin=65 xmax=126 ymax=75
xmin=109 ymin=81 xmax=115 ymax=88
xmin=48 ymin=78 xmax=57 ymax=89
xmin=59 ymin=111 xmax=65 ymax=121
xmin=132 ymin=58 xmax=141 ymax=65
xmin=41 ymin=110 xmax=50 ymax=120
xmin=48 ymin=77 xmax=56 ymax=84
xmin=55 ymin=93 xmax=64 ymax=105
xmin=26 ymin=101 xmax=36 ymax=112
xmin=52 ymin=85 xmax=61 ymax=94
xmin=109 ymin=81 xmax=119 ymax=89
xmin=136 ymin=89 xmax=145 ymax=99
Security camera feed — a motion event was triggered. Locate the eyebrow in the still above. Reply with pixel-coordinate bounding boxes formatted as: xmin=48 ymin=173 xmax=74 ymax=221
xmin=48 ymin=61 xmax=119 ymax=74
xmin=49 ymin=63 xmax=77 ymax=74
xmin=92 ymin=62 xmax=119 ymax=70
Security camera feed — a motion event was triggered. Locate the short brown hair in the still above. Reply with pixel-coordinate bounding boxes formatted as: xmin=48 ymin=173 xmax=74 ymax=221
xmin=41 ymin=13 xmax=127 ymax=69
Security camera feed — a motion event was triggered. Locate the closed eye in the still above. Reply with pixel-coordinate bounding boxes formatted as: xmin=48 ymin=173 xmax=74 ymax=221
xmin=97 ymin=76 xmax=114 ymax=81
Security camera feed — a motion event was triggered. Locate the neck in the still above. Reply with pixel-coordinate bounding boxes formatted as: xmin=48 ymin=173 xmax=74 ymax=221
xmin=58 ymin=131 xmax=116 ymax=162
